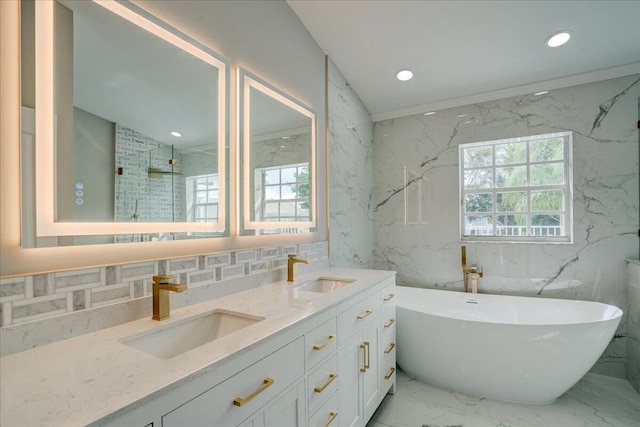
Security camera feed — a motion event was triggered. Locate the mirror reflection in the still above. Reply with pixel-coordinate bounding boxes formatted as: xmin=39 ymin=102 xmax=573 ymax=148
xmin=240 ymin=70 xmax=316 ymax=235
xmin=60 ymin=0 xmax=220 ymax=225
xmin=22 ymin=0 xmax=228 ymax=246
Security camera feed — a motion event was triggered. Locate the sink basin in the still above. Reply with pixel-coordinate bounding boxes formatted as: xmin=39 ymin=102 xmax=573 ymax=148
xmin=296 ymin=277 xmax=355 ymax=293
xmin=119 ymin=309 xmax=264 ymax=359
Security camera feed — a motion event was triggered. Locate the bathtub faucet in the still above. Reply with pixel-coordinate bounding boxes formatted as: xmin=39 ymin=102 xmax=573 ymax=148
xmin=468 ymin=265 xmax=483 ymax=294
xmin=461 ymin=246 xmax=483 ymax=293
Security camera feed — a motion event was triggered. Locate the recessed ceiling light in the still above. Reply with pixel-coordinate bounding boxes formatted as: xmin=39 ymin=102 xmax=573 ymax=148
xmin=396 ymin=69 xmax=413 ymax=81
xmin=170 ymin=131 xmax=182 ymax=137
xmin=423 ymin=111 xmax=436 ymax=116
xmin=534 ymin=90 xmax=549 ymax=96
xmin=546 ymin=31 xmax=572 ymax=48
xmin=282 ymin=136 xmax=291 ymax=139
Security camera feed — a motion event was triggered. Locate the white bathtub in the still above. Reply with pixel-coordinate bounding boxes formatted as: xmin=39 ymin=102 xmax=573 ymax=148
xmin=396 ymin=286 xmax=623 ymax=404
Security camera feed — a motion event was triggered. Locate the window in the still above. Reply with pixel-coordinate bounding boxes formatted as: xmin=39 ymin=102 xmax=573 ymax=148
xmin=186 ymin=174 xmax=219 ymax=222
xmin=459 ymin=132 xmax=572 ymax=243
xmin=255 ymin=163 xmax=310 ymax=224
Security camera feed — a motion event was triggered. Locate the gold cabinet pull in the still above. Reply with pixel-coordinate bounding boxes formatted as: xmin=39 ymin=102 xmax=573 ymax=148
xmin=233 ymin=377 xmax=274 ymax=407
xmin=384 ymin=343 xmax=395 ymax=354
xmin=357 ymin=309 xmax=373 ymax=320
xmin=364 ymin=341 xmax=370 ymax=370
xmin=314 ymin=373 xmax=337 ymax=393
xmin=324 ymin=411 xmax=338 ymax=427
xmin=384 ymin=318 xmax=395 ymax=328
xmin=359 ymin=344 xmax=367 ymax=372
xmin=384 ymin=367 xmax=396 ymax=380
xmin=384 ymin=293 xmax=395 ymax=302
xmin=313 ymin=335 xmax=336 ymax=351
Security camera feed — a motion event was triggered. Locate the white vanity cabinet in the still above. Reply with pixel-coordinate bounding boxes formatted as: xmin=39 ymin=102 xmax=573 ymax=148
xmin=238 ymin=381 xmax=306 ymax=427
xmin=337 ymin=277 xmax=395 ymax=427
xmin=161 ymin=337 xmax=305 ymax=427
xmin=95 ymin=273 xmax=395 ymax=427
xmin=379 ymin=285 xmax=397 ymax=392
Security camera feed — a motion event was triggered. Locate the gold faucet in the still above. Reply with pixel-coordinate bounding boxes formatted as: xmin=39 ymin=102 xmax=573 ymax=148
xmin=461 ymin=246 xmax=483 ymax=293
xmin=287 ymin=254 xmax=309 ymax=282
xmin=462 ymin=246 xmax=468 ymax=292
xmin=468 ymin=265 xmax=483 ymax=294
xmin=152 ymin=275 xmax=187 ymax=320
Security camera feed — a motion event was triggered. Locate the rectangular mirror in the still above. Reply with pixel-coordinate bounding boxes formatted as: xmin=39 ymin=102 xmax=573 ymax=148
xmin=239 ymin=68 xmax=317 ymax=235
xmin=25 ymin=0 xmax=228 ymax=245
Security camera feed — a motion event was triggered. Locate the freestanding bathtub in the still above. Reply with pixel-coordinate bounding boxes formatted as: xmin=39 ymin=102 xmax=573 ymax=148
xmin=396 ymin=286 xmax=623 ymax=404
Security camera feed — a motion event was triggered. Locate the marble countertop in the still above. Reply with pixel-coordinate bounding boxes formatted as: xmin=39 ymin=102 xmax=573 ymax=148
xmin=0 ymin=267 xmax=394 ymax=427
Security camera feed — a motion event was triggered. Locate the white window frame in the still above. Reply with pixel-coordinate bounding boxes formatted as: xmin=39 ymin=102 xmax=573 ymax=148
xmin=459 ymin=132 xmax=573 ymax=243
xmin=186 ymin=174 xmax=219 ymax=223
xmin=254 ymin=163 xmax=311 ymax=224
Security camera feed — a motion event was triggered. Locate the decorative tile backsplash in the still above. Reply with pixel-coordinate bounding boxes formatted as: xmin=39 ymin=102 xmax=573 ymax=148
xmin=0 ymin=241 xmax=328 ymax=328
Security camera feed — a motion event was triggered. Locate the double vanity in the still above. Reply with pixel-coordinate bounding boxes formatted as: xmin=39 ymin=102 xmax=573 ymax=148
xmin=0 ymin=268 xmax=396 ymax=427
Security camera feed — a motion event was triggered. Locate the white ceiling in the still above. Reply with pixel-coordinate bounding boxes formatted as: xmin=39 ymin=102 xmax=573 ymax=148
xmin=287 ymin=0 xmax=640 ymax=121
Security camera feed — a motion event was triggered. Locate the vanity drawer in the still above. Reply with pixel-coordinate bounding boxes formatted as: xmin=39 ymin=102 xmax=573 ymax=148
xmin=307 ymin=354 xmax=338 ymax=414
xmin=381 ymin=356 xmax=396 ymax=387
xmin=338 ymin=293 xmax=380 ymax=345
xmin=308 ymin=390 xmax=338 ymax=427
xmin=380 ymin=281 xmax=396 ymax=311
xmin=162 ymin=337 xmax=304 ymax=427
xmin=306 ymin=317 xmax=337 ymax=370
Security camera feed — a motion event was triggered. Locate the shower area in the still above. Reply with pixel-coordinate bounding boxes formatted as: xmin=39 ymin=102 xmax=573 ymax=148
xmin=114 ymin=125 xmax=184 ymax=242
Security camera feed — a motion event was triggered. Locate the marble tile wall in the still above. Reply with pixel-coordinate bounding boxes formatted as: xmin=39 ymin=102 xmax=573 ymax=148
xmin=628 ymin=260 xmax=640 ymax=393
xmin=373 ymin=75 xmax=640 ymax=378
xmin=328 ymin=59 xmax=375 ymax=268
xmin=0 ymin=241 xmax=329 ymax=355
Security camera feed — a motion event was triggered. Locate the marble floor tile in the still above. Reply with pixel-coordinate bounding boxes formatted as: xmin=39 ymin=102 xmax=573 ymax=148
xmin=367 ymin=368 xmax=640 ymax=427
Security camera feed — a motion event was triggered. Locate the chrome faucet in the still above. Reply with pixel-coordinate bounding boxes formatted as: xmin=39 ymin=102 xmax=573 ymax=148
xmin=152 ymin=275 xmax=187 ymax=320
xmin=461 ymin=246 xmax=483 ymax=293
xmin=287 ymin=254 xmax=309 ymax=282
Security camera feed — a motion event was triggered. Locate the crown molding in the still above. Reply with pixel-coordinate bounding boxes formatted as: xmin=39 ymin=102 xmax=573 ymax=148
xmin=371 ymin=62 xmax=640 ymax=122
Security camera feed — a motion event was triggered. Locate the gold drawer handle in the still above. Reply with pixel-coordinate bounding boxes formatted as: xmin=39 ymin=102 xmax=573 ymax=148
xmin=314 ymin=373 xmax=337 ymax=393
xmin=357 ymin=309 xmax=373 ymax=320
xmin=384 ymin=318 xmax=395 ymax=328
xmin=324 ymin=411 xmax=338 ymax=427
xmin=384 ymin=293 xmax=395 ymax=302
xmin=384 ymin=367 xmax=396 ymax=380
xmin=313 ymin=334 xmax=336 ymax=351
xmin=233 ymin=377 xmax=274 ymax=407
xmin=384 ymin=343 xmax=395 ymax=354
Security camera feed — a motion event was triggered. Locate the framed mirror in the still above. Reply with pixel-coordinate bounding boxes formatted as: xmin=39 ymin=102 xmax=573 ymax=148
xmin=26 ymin=0 xmax=228 ymax=245
xmin=238 ymin=68 xmax=317 ymax=235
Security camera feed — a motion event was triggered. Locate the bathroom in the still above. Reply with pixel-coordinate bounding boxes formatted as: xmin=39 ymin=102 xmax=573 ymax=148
xmin=1 ymin=1 xmax=639 ymax=426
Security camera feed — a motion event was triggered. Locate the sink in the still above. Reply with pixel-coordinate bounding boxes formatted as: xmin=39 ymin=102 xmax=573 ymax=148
xmin=296 ymin=277 xmax=355 ymax=293
xmin=119 ymin=309 xmax=264 ymax=359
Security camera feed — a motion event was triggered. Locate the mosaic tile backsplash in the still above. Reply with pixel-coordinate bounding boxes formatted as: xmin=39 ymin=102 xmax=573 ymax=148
xmin=0 ymin=241 xmax=328 ymax=328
